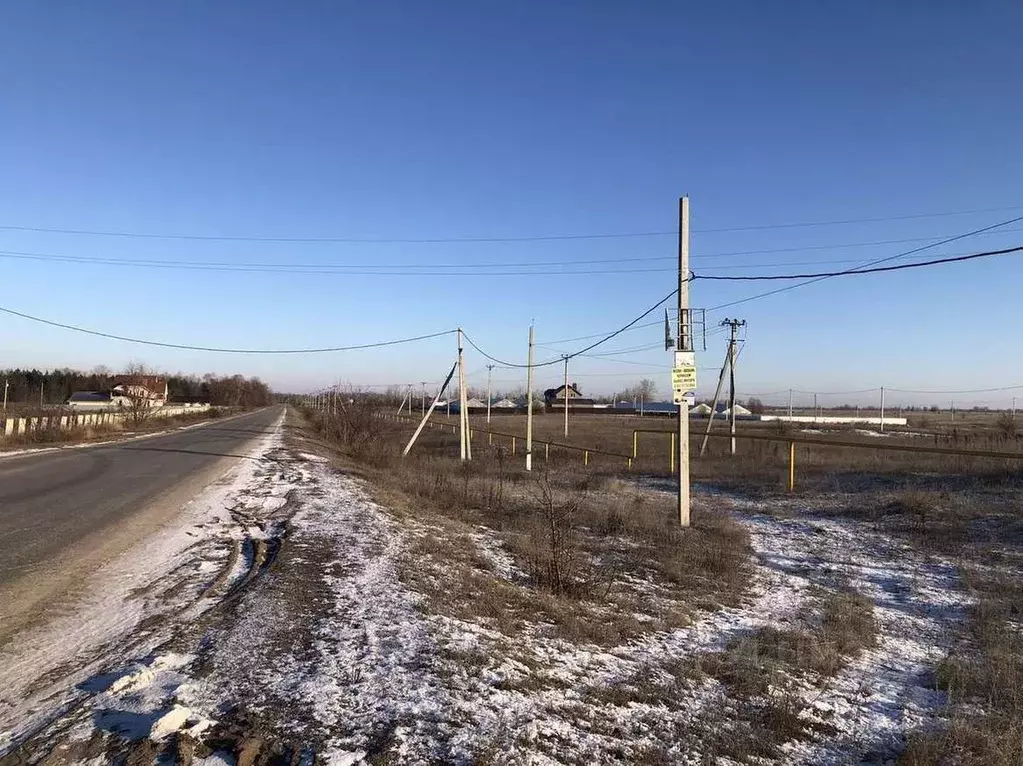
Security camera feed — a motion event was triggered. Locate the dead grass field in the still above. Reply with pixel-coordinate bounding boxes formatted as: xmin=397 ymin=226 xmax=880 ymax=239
xmin=301 ymin=403 xmax=1023 ymax=762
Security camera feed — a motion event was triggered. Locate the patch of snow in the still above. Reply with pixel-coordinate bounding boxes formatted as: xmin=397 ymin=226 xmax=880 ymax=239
xmin=0 ymin=412 xmax=288 ymax=756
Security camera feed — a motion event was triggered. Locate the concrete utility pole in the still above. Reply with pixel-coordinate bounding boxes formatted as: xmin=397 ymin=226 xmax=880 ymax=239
xmin=562 ymin=355 xmax=570 ymax=438
xmin=814 ymin=392 xmax=818 ymax=423
xmin=721 ymin=318 xmax=746 ymax=456
xmin=1012 ymin=396 xmax=1016 ymax=421
xmin=40 ymin=381 xmax=44 ymax=408
xmin=421 ymin=381 xmax=427 ymax=416
xmin=457 ymin=329 xmax=468 ymax=460
xmin=699 ymin=340 xmax=733 ymax=457
xmin=677 ymin=196 xmax=692 ymax=527
xmin=879 ymin=386 xmax=886 ymax=433
xmin=788 ymin=388 xmax=793 ymax=419
xmin=486 ymin=365 xmax=494 ymax=425
xmin=2 ymin=379 xmax=8 ymax=411
xmin=526 ymin=325 xmax=535 ymax=471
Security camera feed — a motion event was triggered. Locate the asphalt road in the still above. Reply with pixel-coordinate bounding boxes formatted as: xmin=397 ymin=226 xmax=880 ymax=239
xmin=0 ymin=405 xmax=283 ymax=591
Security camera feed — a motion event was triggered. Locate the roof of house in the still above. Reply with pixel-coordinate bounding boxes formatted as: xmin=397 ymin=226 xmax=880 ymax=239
xmin=691 ymin=402 xmax=713 ymax=414
xmin=492 ymin=398 xmax=518 ymax=408
xmin=68 ymin=391 xmax=112 ymax=402
xmin=112 ymin=375 xmax=168 ymax=395
xmin=543 ymin=383 xmax=583 ymax=399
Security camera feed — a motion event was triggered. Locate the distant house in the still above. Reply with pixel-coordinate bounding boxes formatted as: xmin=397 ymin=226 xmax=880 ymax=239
xmin=67 ymin=391 xmax=130 ymax=409
xmin=691 ymin=402 xmax=714 ymax=416
xmin=492 ymin=398 xmax=517 ymax=409
xmin=544 ymin=383 xmax=595 ymax=411
xmin=111 ymin=375 xmax=169 ymax=406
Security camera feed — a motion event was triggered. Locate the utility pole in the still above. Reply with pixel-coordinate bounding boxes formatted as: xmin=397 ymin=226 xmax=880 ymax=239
xmin=676 ymin=196 xmax=692 ymax=527
xmin=562 ymin=355 xmax=570 ymax=438
xmin=788 ymin=388 xmax=793 ymax=419
xmin=486 ymin=365 xmax=494 ymax=425
xmin=721 ymin=318 xmax=746 ymax=456
xmin=421 ymin=381 xmax=427 ymax=416
xmin=813 ymin=392 xmax=818 ymax=423
xmin=1012 ymin=396 xmax=1016 ymax=421
xmin=40 ymin=381 xmax=44 ymax=408
xmin=526 ymin=325 xmax=535 ymax=471
xmin=879 ymin=386 xmax=886 ymax=433
xmin=2 ymin=379 xmax=8 ymax=411
xmin=457 ymin=329 xmax=467 ymax=460
xmin=699 ymin=339 xmax=733 ymax=457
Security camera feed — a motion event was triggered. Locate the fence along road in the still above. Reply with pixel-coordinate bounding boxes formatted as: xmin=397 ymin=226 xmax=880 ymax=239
xmin=0 ymin=405 xmax=282 ymax=642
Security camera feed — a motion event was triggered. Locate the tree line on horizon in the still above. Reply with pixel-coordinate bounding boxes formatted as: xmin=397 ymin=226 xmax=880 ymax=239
xmin=0 ymin=367 xmax=274 ymax=408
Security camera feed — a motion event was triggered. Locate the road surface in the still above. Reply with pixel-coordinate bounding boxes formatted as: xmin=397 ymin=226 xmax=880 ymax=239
xmin=0 ymin=405 xmax=284 ymax=638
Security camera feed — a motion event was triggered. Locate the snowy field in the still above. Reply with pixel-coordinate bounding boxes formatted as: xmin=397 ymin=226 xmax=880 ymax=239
xmin=0 ymin=411 xmax=1002 ymax=764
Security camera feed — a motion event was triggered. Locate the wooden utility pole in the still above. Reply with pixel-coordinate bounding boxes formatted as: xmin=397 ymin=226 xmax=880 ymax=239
xmin=526 ymin=325 xmax=535 ymax=470
xmin=677 ymin=196 xmax=692 ymax=527
xmin=721 ymin=318 xmax=746 ymax=456
xmin=486 ymin=365 xmax=494 ymax=425
xmin=562 ymin=355 xmax=570 ymax=438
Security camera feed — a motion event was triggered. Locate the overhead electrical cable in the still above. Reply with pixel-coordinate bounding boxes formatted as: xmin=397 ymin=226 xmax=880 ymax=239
xmin=706 ymin=215 xmax=1023 ymax=312
xmin=693 ymin=245 xmax=1023 ymax=281
xmin=1 ymin=204 xmax=1020 ymax=244
xmin=0 ymin=303 xmax=456 ymax=354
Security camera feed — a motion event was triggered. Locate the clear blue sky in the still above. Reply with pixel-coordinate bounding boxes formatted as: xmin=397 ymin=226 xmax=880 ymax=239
xmin=1 ymin=2 xmax=1021 ymax=406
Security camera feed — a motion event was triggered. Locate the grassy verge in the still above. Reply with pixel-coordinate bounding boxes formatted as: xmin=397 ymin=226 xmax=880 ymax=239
xmin=900 ymin=566 xmax=1023 ymax=765
xmin=301 ymin=404 xmax=751 ymax=647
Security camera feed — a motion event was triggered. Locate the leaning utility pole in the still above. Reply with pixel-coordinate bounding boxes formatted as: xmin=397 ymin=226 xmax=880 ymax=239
xmin=525 ymin=325 xmax=535 ymax=470
xmin=720 ymin=318 xmax=746 ymax=456
xmin=562 ymin=355 xmax=570 ymax=438
xmin=486 ymin=365 xmax=494 ymax=425
xmin=676 ymin=196 xmax=693 ymax=527
xmin=699 ymin=340 xmax=733 ymax=457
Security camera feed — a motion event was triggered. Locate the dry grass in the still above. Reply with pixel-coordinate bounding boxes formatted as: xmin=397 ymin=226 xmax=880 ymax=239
xmin=302 ymin=406 xmax=752 ymax=647
xmin=901 ymin=566 xmax=1023 ymax=765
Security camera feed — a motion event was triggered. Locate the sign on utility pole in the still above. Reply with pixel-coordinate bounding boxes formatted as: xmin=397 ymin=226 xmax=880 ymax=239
xmin=676 ymin=196 xmax=693 ymax=527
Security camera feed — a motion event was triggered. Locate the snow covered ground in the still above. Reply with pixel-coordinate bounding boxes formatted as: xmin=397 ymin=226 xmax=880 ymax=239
xmin=1 ymin=414 xmax=974 ymax=764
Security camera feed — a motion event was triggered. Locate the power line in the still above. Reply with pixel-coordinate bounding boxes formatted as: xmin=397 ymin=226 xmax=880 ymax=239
xmin=694 ymin=245 xmax=1023 ymax=282
xmin=0 ymin=303 xmax=457 ymax=353
xmin=706 ymin=214 xmax=1023 ymax=312
xmin=4 ymin=227 xmax=1023 ymax=276
xmin=1 ymin=204 xmax=1019 ymax=244
xmin=887 ymin=384 xmax=1023 ymax=394
xmin=462 ymin=286 xmax=682 ymax=369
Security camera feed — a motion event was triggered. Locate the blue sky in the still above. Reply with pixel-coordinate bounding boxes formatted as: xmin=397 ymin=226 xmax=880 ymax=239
xmin=1 ymin=2 xmax=1021 ymax=406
